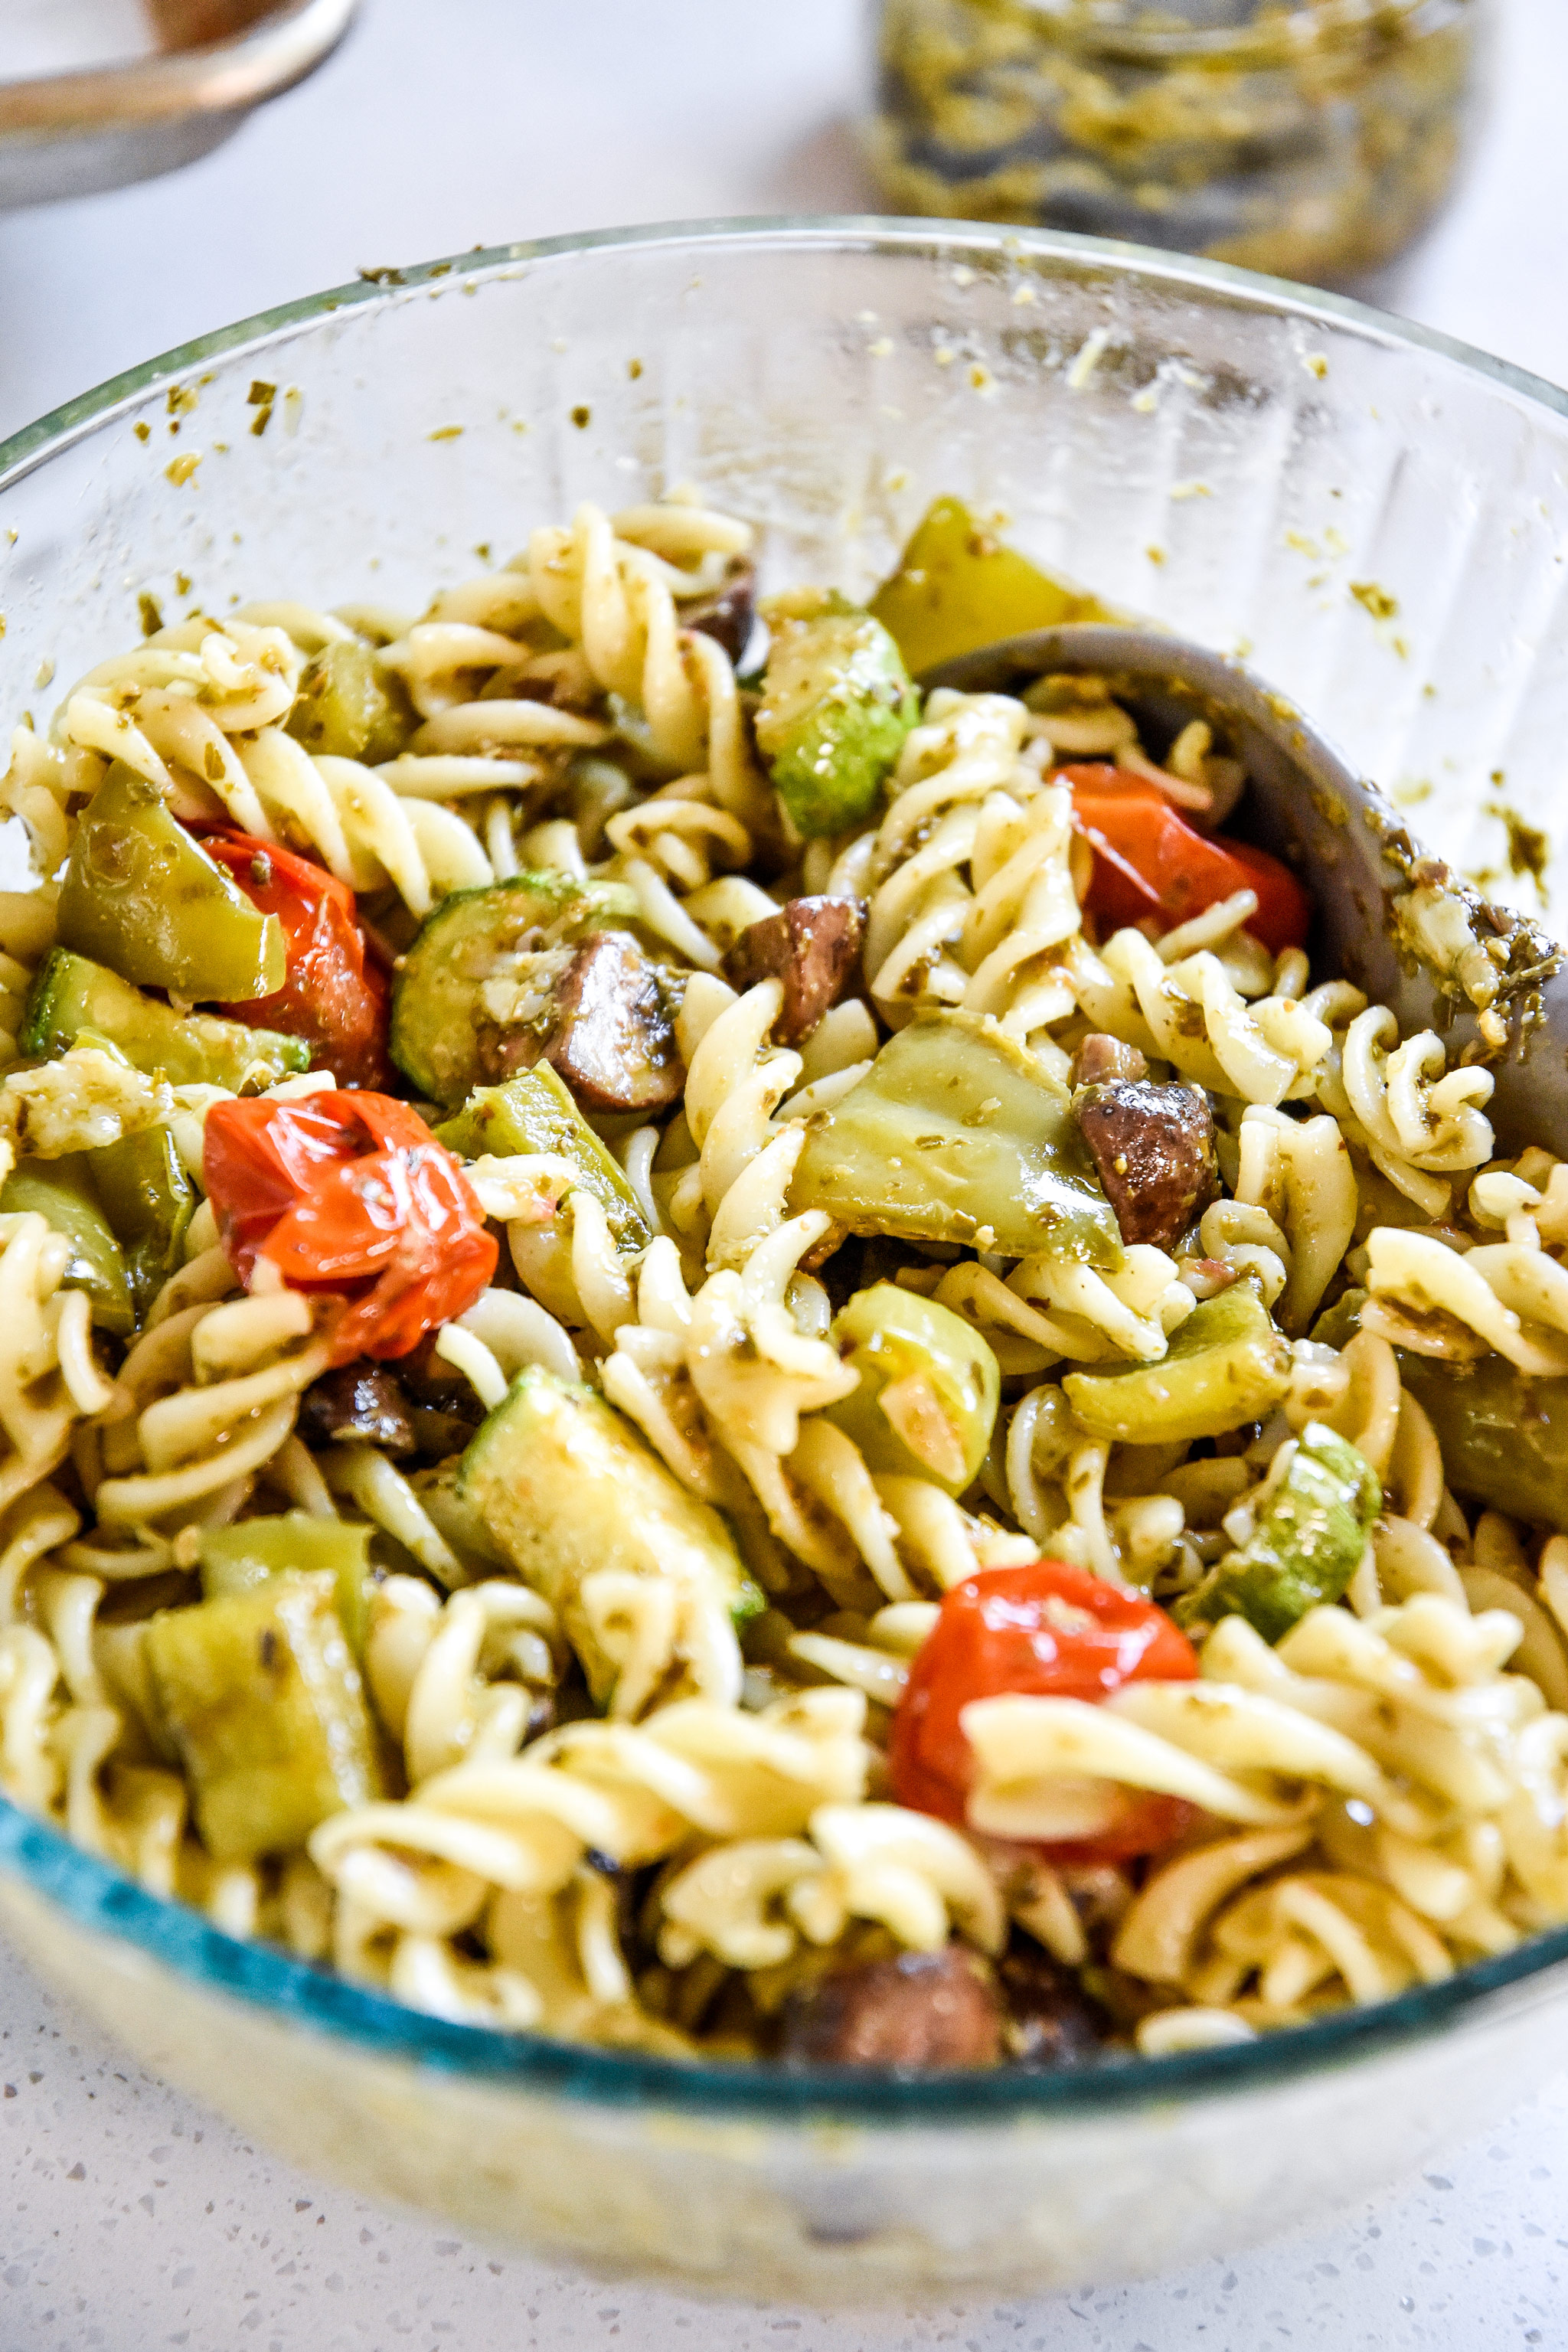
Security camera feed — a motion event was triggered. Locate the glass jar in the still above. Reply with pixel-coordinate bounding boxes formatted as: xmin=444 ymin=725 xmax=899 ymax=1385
xmin=870 ymin=0 xmax=1490 ymax=289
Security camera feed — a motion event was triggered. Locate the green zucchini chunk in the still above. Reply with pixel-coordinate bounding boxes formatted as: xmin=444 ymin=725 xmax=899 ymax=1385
xmin=389 ymin=871 xmax=642 ymax=1106
xmin=1397 ymin=1353 xmax=1568 ymax=1537
xmin=90 ymin=1125 xmax=194 ymax=1321
xmin=755 ymin=590 xmax=917 ymax=838
xmin=1181 ymin=1422 xmax=1381 ymax=1642
xmin=145 ymin=1571 xmax=383 ymax=1863
xmin=0 ymin=1154 xmax=134 ymax=1335
xmin=21 ymin=949 xmax=309 ymax=1090
xmin=436 ymin=1066 xmax=652 ymax=1252
xmin=286 ymin=640 xmax=416 ymax=763
xmin=458 ymin=1365 xmax=763 ymax=1708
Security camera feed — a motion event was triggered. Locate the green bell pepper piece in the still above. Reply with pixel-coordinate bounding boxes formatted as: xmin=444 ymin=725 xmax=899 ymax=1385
xmin=1181 ymin=1421 xmax=1381 ymax=1642
xmin=754 ymin=590 xmax=918 ymax=838
xmin=57 ymin=763 xmax=286 ymax=1001
xmin=868 ymin=497 xmax=1124 ymax=677
xmin=286 ymin=640 xmax=417 ymax=763
xmin=145 ymin=1570 xmax=383 ymax=1863
xmin=791 ymin=1008 xmax=1123 ymax=1267
xmin=0 ymin=1154 xmax=134 ymax=1336
xmin=1396 ymin=1353 xmax=1568 ymax=1537
xmin=91 ymin=1125 xmax=194 ymax=1320
xmin=825 ymin=1282 xmax=1000 ymax=1494
xmin=1063 ymin=1279 xmax=1292 ymax=1446
xmin=435 ymin=1064 xmax=652 ymax=1253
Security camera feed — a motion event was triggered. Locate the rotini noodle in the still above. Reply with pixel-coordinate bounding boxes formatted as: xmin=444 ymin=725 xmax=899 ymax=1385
xmin=5 ymin=495 xmax=1568 ymax=2079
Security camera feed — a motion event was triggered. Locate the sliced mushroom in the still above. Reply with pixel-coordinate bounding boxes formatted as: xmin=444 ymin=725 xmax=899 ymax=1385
xmin=546 ymin=930 xmax=685 ymax=1114
xmin=395 ymin=1330 xmax=488 ymax=1458
xmin=499 ymin=647 xmax=600 ymax=712
xmin=681 ymin=559 xmax=757 ymax=667
xmin=474 ymin=930 xmax=684 ymax=1115
xmin=781 ymin=1945 xmax=1001 ymax=2069
xmin=1070 ymin=1031 xmax=1148 ymax=1089
xmin=995 ymin=1939 xmax=1106 ymax=2069
xmin=1073 ymin=1076 xmax=1218 ymax=1253
xmin=723 ymin=894 xmax=866 ymax=1047
xmin=299 ymin=1363 xmax=416 ymax=1455
xmin=474 ymin=946 xmax=577 ymax=1088
xmin=397 ymin=1330 xmax=483 ymax=1411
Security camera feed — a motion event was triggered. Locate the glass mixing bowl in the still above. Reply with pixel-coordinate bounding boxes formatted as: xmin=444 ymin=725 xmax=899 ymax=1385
xmin=2 ymin=218 xmax=1568 ymax=2301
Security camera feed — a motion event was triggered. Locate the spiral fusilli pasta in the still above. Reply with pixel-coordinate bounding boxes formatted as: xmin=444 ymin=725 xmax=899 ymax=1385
xmin=5 ymin=490 xmax=1568 ymax=2084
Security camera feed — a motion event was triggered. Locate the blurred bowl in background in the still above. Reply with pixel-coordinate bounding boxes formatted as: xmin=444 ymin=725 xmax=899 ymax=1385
xmin=0 ymin=0 xmax=358 ymax=211
xmin=2 ymin=218 xmax=1568 ymax=2300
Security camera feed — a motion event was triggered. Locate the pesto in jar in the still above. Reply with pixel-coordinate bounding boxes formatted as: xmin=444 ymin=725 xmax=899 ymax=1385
xmin=871 ymin=0 xmax=1488 ymax=288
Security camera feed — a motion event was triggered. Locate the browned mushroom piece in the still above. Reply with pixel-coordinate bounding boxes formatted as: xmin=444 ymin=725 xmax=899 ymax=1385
xmin=298 ymin=1362 xmax=416 ymax=1455
xmin=681 ymin=559 xmax=757 ymax=667
xmin=544 ymin=931 xmax=685 ymax=1115
xmin=1073 ymin=1075 xmax=1219 ymax=1252
xmin=1070 ymin=1031 xmax=1149 ymax=1089
xmin=995 ymin=1939 xmax=1107 ymax=2069
xmin=397 ymin=1330 xmax=481 ymax=1410
xmin=394 ymin=1329 xmax=488 ymax=1459
xmin=780 ymin=1945 xmax=1001 ymax=2069
xmin=723 ymin=894 xmax=866 ymax=1047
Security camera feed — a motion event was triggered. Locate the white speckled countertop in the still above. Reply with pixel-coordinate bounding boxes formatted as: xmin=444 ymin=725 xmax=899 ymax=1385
xmin=2 ymin=1925 xmax=1564 ymax=2349
xmin=2 ymin=3 xmax=1568 ymax=2344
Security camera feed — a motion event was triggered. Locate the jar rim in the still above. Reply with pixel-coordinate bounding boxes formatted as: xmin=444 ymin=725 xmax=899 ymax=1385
xmin=963 ymin=0 xmax=1472 ymax=65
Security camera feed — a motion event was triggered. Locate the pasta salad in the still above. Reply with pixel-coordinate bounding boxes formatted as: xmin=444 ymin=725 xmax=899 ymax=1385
xmin=0 ymin=493 xmax=1563 ymax=2071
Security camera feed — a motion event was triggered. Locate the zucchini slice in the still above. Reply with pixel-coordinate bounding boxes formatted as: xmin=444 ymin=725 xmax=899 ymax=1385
xmin=145 ymin=1571 xmax=383 ymax=1862
xmin=458 ymin=1365 xmax=762 ymax=1709
xmin=436 ymin=1065 xmax=651 ymax=1251
xmin=389 ymin=871 xmax=641 ymax=1106
xmin=21 ymin=949 xmax=309 ymax=1091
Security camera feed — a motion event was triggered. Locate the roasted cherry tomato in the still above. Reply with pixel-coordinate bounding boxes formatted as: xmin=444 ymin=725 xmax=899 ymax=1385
xmin=199 ymin=830 xmax=393 ymax=1089
xmin=1063 ymin=766 xmax=1312 ymax=958
xmin=203 ymin=1092 xmax=497 ymax=1367
xmin=889 ymin=1559 xmax=1200 ymax=1864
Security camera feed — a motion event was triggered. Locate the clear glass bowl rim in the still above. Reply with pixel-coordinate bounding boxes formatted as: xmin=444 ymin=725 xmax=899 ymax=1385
xmin=881 ymin=0 xmax=1477 ymax=69
xmin=2 ymin=211 xmax=1567 ymax=2123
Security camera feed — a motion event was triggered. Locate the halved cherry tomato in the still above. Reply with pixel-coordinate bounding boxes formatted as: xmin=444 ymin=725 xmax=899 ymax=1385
xmin=1063 ymin=766 xmax=1312 ymax=958
xmin=203 ymin=1092 xmax=497 ymax=1367
xmin=198 ymin=830 xmax=393 ymax=1089
xmin=889 ymin=1559 xmax=1199 ymax=1864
